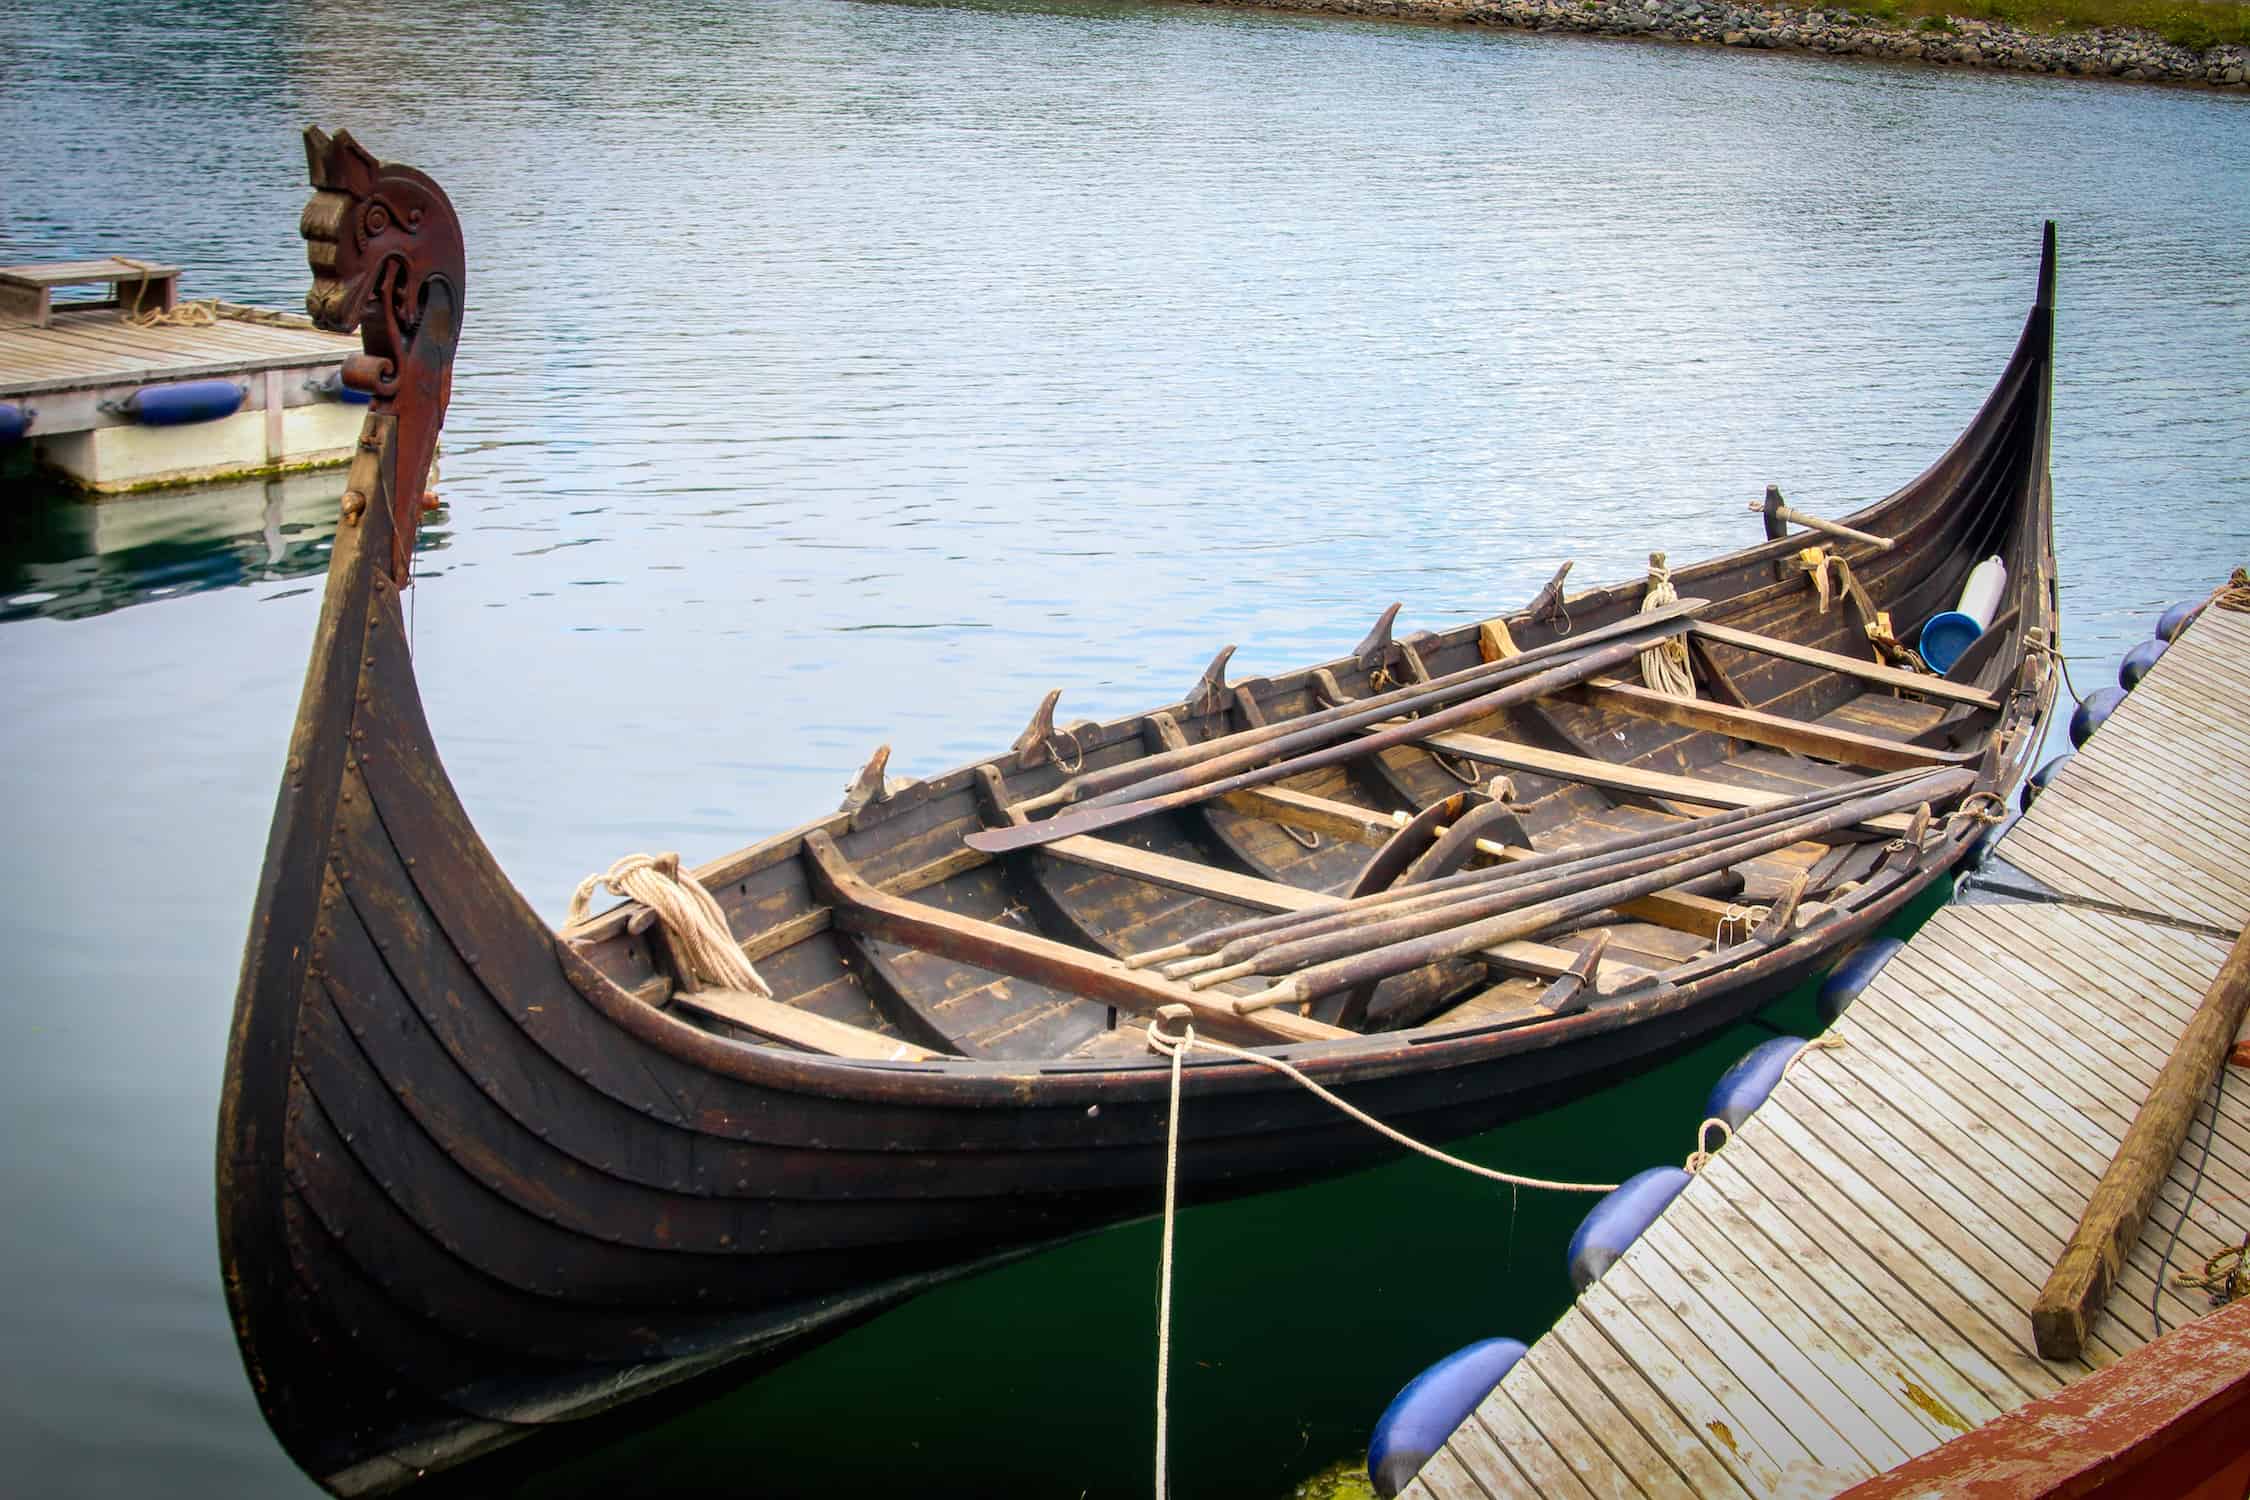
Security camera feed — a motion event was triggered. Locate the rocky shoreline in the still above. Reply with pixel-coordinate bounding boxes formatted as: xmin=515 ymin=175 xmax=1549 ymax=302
xmin=1178 ymin=0 xmax=2249 ymax=87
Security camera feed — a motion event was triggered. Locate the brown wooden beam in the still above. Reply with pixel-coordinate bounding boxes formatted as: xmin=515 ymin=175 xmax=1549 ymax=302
xmin=799 ymin=830 xmax=1347 ymax=1046
xmin=1038 ymin=833 xmax=1652 ymax=984
xmin=1413 ymin=729 xmax=1915 ymax=835
xmin=671 ymin=987 xmax=943 ymax=1062
xmin=1577 ymin=677 xmax=1973 ymax=772
xmin=1216 ymin=784 xmax=1741 ymax=941
xmin=1691 ymin=620 xmax=2000 ymax=709
xmin=2031 ymin=919 xmax=2250 ymax=1360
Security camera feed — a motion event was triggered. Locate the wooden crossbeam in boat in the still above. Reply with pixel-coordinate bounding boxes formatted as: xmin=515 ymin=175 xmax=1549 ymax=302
xmin=799 ymin=831 xmax=1348 ymax=1046
xmin=1215 ymin=785 xmax=1740 ymax=942
xmin=1576 ymin=678 xmax=1974 ymax=772
xmin=670 ymin=987 xmax=942 ymax=1063
xmin=1690 ymin=621 xmax=2001 ymax=710
xmin=1411 ymin=730 xmax=1916 ymax=835
xmin=1039 ymin=833 xmax=1652 ymax=985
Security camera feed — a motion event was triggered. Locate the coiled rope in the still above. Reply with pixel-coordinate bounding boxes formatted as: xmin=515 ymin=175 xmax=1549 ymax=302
xmin=1142 ymin=1012 xmax=1619 ymax=1499
xmin=1639 ymin=552 xmax=1697 ymax=700
xmin=567 ymin=853 xmax=771 ymax=996
xmin=110 ymin=257 xmax=302 ymax=330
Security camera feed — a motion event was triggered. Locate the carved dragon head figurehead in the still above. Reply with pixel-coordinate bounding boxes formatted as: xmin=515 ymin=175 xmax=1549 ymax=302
xmin=301 ymin=126 xmax=465 ymax=583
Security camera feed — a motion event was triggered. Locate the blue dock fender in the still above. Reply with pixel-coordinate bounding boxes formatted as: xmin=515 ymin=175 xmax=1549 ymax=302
xmin=1367 ymin=1338 xmax=1527 ymax=1497
xmin=2021 ymin=754 xmax=2071 ymax=812
xmin=308 ymin=369 xmax=373 ymax=405
xmin=119 ymin=380 xmax=246 ymax=426
xmin=1567 ymin=1166 xmax=1692 ymax=1291
xmin=2119 ymin=637 xmax=2166 ymax=690
xmin=2069 ymin=686 xmax=2126 ymax=748
xmin=1707 ymin=1035 xmax=1809 ymax=1130
xmin=2156 ymin=599 xmax=2204 ymax=642
xmin=0 ymin=401 xmax=31 ymax=443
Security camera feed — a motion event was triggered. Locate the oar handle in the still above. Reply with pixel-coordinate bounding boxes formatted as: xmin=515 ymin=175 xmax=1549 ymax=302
xmin=1753 ymin=499 xmax=1895 ymax=552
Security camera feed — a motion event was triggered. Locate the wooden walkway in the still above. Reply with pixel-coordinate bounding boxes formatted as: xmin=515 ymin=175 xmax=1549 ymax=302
xmin=1408 ymin=603 xmax=2250 ymax=1500
xmin=0 ymin=304 xmax=354 ymax=398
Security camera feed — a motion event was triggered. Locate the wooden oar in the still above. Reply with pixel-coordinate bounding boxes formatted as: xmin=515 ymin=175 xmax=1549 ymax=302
xmin=966 ymin=633 xmax=1662 ymax=856
xmin=1181 ymin=784 xmax=1903 ymax=989
xmin=1146 ymin=768 xmax=1924 ymax=976
xmin=1228 ymin=768 xmax=1974 ymax=1013
xmin=1013 ymin=598 xmax=1710 ymax=816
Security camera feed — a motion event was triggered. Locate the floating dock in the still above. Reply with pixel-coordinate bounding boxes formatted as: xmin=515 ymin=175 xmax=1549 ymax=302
xmin=1405 ymin=602 xmax=2250 ymax=1500
xmin=0 ymin=257 xmax=361 ymax=492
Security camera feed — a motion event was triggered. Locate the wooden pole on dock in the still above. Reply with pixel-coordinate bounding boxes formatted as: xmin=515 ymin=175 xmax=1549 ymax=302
xmin=2031 ymin=921 xmax=2250 ymax=1361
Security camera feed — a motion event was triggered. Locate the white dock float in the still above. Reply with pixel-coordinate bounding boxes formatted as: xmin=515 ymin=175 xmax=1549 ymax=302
xmin=0 ymin=260 xmax=362 ymax=492
xmin=1407 ymin=603 xmax=2250 ymax=1500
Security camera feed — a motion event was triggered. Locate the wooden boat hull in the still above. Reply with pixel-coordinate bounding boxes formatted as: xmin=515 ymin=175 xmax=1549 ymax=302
xmin=219 ymin=131 xmax=2060 ymax=1494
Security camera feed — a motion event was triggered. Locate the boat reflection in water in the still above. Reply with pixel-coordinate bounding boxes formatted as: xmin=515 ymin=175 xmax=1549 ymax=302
xmin=0 ymin=470 xmax=447 ymax=624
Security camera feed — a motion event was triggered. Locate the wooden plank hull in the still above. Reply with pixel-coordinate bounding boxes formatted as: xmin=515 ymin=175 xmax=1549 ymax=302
xmin=218 ymin=132 xmax=2062 ymax=1495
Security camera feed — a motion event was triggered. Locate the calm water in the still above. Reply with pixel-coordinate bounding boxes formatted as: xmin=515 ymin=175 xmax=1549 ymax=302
xmin=1 ymin=1 xmax=2246 ymax=1495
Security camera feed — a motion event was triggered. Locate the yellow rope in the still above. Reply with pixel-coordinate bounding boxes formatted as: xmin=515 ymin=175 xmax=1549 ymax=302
xmin=2216 ymin=566 xmax=2250 ymax=614
xmin=1798 ymin=546 xmax=1928 ymax=672
xmin=1639 ymin=552 xmax=1696 ymax=700
xmin=567 ymin=853 xmax=771 ymax=996
xmin=125 ymin=298 xmax=302 ymax=330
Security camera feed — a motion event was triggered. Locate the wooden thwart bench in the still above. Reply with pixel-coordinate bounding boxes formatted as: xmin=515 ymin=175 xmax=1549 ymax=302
xmin=0 ymin=258 xmax=180 ymax=329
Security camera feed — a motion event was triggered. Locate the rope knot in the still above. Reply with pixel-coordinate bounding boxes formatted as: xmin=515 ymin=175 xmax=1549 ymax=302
xmin=1685 ymin=1117 xmax=1731 ymax=1173
xmin=1948 ymin=790 xmax=2010 ymax=833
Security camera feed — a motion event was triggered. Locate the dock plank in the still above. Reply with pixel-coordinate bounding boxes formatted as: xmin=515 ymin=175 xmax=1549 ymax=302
xmin=1402 ymin=601 xmax=2250 ymax=1500
xmin=0 ymin=305 xmax=355 ymax=397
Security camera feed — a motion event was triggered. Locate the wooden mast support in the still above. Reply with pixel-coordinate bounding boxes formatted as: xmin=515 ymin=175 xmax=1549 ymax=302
xmin=2030 ymin=920 xmax=2250 ymax=1361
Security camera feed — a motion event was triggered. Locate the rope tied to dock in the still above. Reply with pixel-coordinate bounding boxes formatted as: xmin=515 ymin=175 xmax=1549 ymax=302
xmin=1638 ymin=553 xmax=1697 ymax=700
xmin=2217 ymin=566 xmax=2250 ymax=614
xmin=2175 ymin=1235 xmax=2249 ymax=1309
xmin=1142 ymin=1009 xmax=1616 ymax=1499
xmin=567 ymin=853 xmax=772 ymax=997
xmin=1684 ymin=1035 xmax=1843 ymax=1173
xmin=108 ymin=259 xmax=304 ymax=330
xmin=124 ymin=298 xmax=303 ymax=331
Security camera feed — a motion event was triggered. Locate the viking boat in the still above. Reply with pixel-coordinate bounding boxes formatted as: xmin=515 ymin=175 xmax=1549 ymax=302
xmin=220 ymin=128 xmax=2060 ymax=1495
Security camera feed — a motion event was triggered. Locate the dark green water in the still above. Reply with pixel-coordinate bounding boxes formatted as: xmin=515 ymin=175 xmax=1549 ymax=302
xmin=0 ymin=0 xmax=2245 ymax=1495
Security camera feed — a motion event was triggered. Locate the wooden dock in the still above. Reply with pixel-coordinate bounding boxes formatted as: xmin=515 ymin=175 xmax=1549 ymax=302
xmin=1 ymin=262 xmax=361 ymax=491
xmin=1406 ymin=602 xmax=2250 ymax=1500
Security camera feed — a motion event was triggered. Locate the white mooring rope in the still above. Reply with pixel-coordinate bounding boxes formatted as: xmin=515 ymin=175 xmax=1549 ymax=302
xmin=1142 ymin=1014 xmax=1619 ymax=1499
xmin=567 ymin=852 xmax=772 ymax=996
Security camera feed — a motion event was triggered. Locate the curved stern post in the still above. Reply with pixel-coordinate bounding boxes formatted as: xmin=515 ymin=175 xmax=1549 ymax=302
xmin=216 ymin=127 xmax=466 ymax=1482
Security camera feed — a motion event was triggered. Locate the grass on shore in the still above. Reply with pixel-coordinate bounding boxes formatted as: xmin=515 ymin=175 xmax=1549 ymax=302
xmin=1839 ymin=0 xmax=2248 ymax=48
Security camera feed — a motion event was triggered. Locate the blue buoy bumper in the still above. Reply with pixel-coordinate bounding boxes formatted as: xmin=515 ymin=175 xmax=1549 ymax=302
xmin=1568 ymin=1166 xmax=1693 ymax=1291
xmin=120 ymin=379 xmax=246 ymax=426
xmin=2021 ymin=754 xmax=2070 ymax=813
xmin=2119 ymin=637 xmax=2166 ymax=690
xmin=1368 ymin=1339 xmax=1528 ymax=1497
xmin=1707 ymin=1036 xmax=1809 ymax=1130
xmin=2156 ymin=599 xmax=2203 ymax=642
xmin=310 ymin=368 xmax=372 ymax=405
xmin=2069 ymin=686 xmax=2127 ymax=748
xmin=0 ymin=401 xmax=30 ymax=444
xmin=1819 ymin=937 xmax=1905 ymax=1024
xmin=1918 ymin=610 xmax=1982 ymax=675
